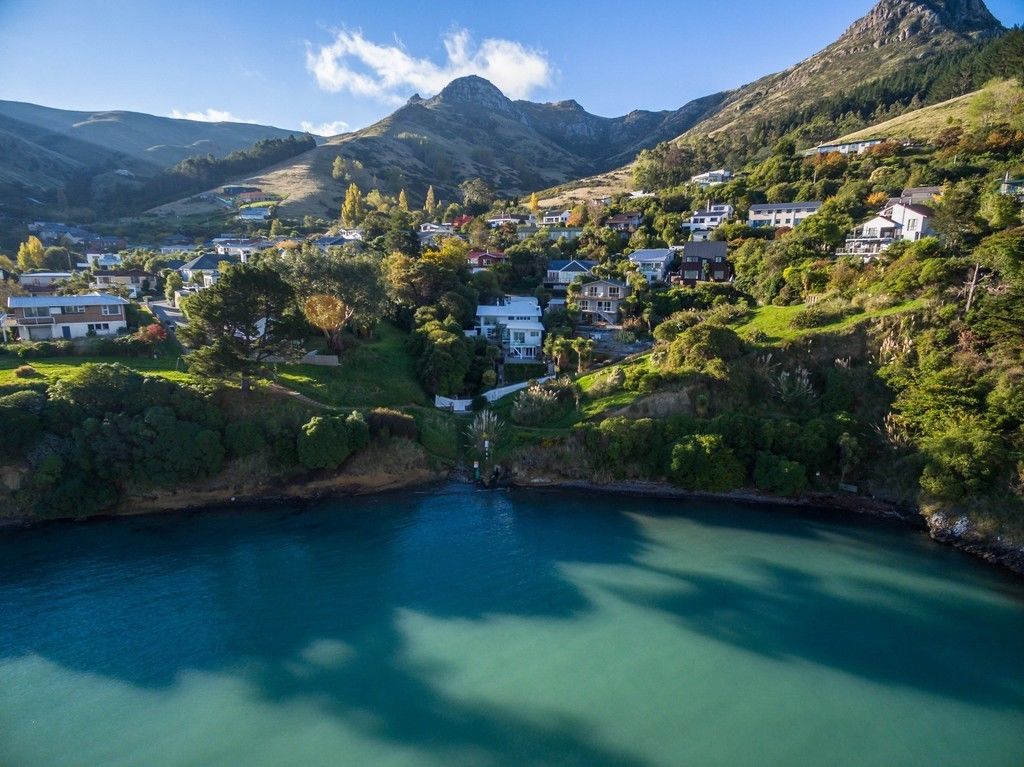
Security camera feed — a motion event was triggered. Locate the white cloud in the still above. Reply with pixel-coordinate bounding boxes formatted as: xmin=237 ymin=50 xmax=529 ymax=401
xmin=299 ymin=119 xmax=350 ymax=136
xmin=305 ymin=27 xmax=552 ymax=102
xmin=169 ymin=108 xmax=256 ymax=124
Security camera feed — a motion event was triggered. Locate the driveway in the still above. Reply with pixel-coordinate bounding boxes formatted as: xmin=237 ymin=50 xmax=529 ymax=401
xmin=149 ymin=300 xmax=187 ymax=331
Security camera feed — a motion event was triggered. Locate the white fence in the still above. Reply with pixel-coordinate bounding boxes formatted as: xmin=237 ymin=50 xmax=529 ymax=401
xmin=434 ymin=376 xmax=554 ymax=412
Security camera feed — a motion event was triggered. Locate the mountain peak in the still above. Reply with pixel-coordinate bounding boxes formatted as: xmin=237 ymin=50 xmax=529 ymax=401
xmin=839 ymin=0 xmax=1002 ymax=48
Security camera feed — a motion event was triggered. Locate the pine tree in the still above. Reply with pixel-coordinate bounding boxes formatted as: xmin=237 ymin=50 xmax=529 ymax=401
xmin=423 ymin=185 xmax=436 ymax=216
xmin=341 ymin=183 xmax=364 ymax=228
xmin=398 ymin=188 xmax=410 ymax=212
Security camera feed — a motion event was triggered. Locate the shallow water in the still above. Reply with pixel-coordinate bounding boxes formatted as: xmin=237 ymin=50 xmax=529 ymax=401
xmin=1 ymin=484 xmax=1022 ymax=766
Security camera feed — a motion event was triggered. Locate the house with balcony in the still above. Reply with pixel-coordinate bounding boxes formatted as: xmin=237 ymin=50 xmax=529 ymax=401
xmin=880 ymin=202 xmax=933 ymax=242
xmin=91 ymin=269 xmax=157 ymax=298
xmin=545 ymin=259 xmax=597 ymax=290
xmin=628 ymin=249 xmax=674 ymax=283
xmin=542 ymin=209 xmax=571 ymax=226
xmin=839 ymin=202 xmax=933 ymax=258
xmin=5 ymin=294 xmax=128 ymax=341
xmin=474 ymin=296 xmax=544 ymax=361
xmin=690 ymin=169 xmax=732 ymax=189
xmin=683 ymin=204 xmax=734 ymax=241
xmin=577 ymin=279 xmax=631 ymax=325
xmin=605 ymin=212 xmax=643 ymax=232
xmin=748 ymin=201 xmax=822 ymax=229
xmin=804 ymin=138 xmax=884 ymax=156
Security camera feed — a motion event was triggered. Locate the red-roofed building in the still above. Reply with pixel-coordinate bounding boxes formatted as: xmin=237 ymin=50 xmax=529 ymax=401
xmin=467 ymin=250 xmax=506 ymax=272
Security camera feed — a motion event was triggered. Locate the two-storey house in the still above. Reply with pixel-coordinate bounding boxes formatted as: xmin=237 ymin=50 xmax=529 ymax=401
xmin=474 ymin=296 xmax=544 ymax=361
xmin=544 ymin=259 xmax=597 ymax=290
xmin=5 ymin=294 xmax=128 ymax=341
xmin=577 ymin=279 xmax=631 ymax=325
xmin=628 ymin=249 xmax=674 ymax=283
xmin=683 ymin=204 xmax=734 ymax=240
xmin=679 ymin=241 xmax=731 ymax=285
xmin=748 ymin=201 xmax=822 ymax=229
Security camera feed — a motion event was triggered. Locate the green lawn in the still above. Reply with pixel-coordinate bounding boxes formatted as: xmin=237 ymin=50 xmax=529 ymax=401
xmin=0 ymin=350 xmax=191 ymax=386
xmin=275 ymin=323 xmax=429 ymax=408
xmin=731 ymin=298 xmax=926 ymax=343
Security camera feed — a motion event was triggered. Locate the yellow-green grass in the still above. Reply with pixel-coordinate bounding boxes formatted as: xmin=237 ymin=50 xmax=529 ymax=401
xmin=731 ymin=298 xmax=926 ymax=343
xmin=0 ymin=354 xmax=191 ymax=386
xmin=838 ymin=79 xmax=1023 ymax=144
xmin=275 ymin=323 xmax=428 ymax=408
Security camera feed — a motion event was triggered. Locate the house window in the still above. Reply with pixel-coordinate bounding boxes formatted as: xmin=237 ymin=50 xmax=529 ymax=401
xmin=87 ymin=323 xmax=111 ymax=333
xmin=586 ymin=287 xmax=599 ymax=297
xmin=101 ymin=305 xmax=121 ymax=316
xmin=23 ymin=307 xmax=51 ymax=318
xmin=608 ymin=287 xmax=620 ymax=297
xmin=60 ymin=306 xmax=86 ymax=314
xmin=597 ymin=301 xmax=613 ymax=312
xmin=907 ymin=218 xmax=917 ymax=231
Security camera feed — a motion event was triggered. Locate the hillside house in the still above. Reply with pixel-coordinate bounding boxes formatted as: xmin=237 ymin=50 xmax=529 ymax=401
xmin=605 ymin=212 xmax=643 ymax=232
xmin=545 ymin=259 xmax=597 ymax=289
xmin=839 ymin=203 xmax=933 ymax=258
xmin=887 ymin=186 xmax=942 ymax=207
xmin=82 ymin=253 xmax=123 ymax=270
xmin=578 ymin=279 xmax=631 ymax=325
xmin=5 ymin=294 xmax=128 ymax=341
xmin=690 ymin=169 xmax=731 ymax=189
xmin=420 ymin=222 xmax=454 ymax=234
xmin=804 ymin=138 xmax=884 ymax=156
xmin=179 ymin=253 xmax=239 ymax=285
xmin=91 ymin=269 xmax=157 ymax=297
xmin=467 ymin=250 xmax=506 ymax=272
xmin=474 ymin=296 xmax=544 ymax=360
xmin=518 ymin=227 xmax=583 ymax=242
xmin=628 ymin=249 xmax=674 ymax=283
xmin=223 ymin=186 xmax=261 ymax=196
xmin=679 ymin=241 xmax=731 ymax=285
xmin=748 ymin=201 xmax=822 ymax=229
xmin=486 ymin=214 xmax=532 ymax=228
xmin=237 ymin=207 xmax=272 ymax=221
xmin=542 ymin=209 xmax=571 ymax=226
xmin=18 ymin=272 xmax=73 ymax=296
xmin=999 ymin=173 xmax=1024 ymax=201
xmin=236 ymin=191 xmax=274 ymax=204
xmin=683 ymin=204 xmax=734 ymax=240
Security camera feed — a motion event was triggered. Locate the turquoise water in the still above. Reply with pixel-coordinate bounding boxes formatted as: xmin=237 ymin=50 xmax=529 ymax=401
xmin=1 ymin=485 xmax=1023 ymax=767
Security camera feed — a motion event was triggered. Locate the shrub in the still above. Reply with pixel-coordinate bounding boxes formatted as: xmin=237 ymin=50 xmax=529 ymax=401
xmin=13 ymin=340 xmax=73 ymax=359
xmin=789 ymin=301 xmax=862 ymax=329
xmin=588 ymin=367 xmax=625 ymax=398
xmin=668 ymin=434 xmax=744 ymax=491
xmin=224 ymin=420 xmax=267 ymax=458
xmin=366 ymin=407 xmax=419 ymax=440
xmin=471 ymin=394 xmax=488 ymax=411
xmin=511 ymin=384 xmax=561 ymax=426
xmin=297 ymin=415 xmax=352 ymax=470
xmin=345 ymin=410 xmax=370 ymax=451
xmin=753 ymin=452 xmax=808 ymax=495
xmin=13 ymin=364 xmax=38 ymax=378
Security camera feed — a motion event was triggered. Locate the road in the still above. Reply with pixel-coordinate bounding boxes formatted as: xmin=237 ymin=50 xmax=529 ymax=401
xmin=149 ymin=300 xmax=187 ymax=332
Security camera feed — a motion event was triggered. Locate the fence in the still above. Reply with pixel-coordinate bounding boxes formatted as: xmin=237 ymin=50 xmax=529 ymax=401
xmin=434 ymin=376 xmax=554 ymax=412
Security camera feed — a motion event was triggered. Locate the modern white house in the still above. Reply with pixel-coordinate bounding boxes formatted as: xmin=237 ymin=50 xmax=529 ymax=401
xmin=486 ymin=213 xmax=533 ymax=228
xmin=804 ymin=138 xmax=884 ymax=156
xmin=628 ymin=249 xmax=674 ymax=283
xmin=683 ymin=203 xmax=734 ymax=240
xmin=542 ymin=209 xmax=571 ymax=226
xmin=5 ymin=294 xmax=128 ymax=341
xmin=474 ymin=296 xmax=544 ymax=361
xmin=748 ymin=201 xmax=822 ymax=229
xmin=420 ymin=222 xmax=455 ymax=234
xmin=690 ymin=169 xmax=732 ymax=189
xmin=838 ymin=203 xmax=933 ymax=258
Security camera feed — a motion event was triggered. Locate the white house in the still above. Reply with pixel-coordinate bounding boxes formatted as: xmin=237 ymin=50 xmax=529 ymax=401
xmin=628 ymin=248 xmax=674 ymax=283
xmin=880 ymin=202 xmax=933 ymax=242
xmin=683 ymin=203 xmax=734 ymax=240
xmin=474 ymin=296 xmax=544 ymax=361
xmin=237 ymin=207 xmax=272 ymax=221
xmin=542 ymin=209 xmax=571 ymax=226
xmin=84 ymin=253 xmax=123 ymax=269
xmin=420 ymin=222 xmax=454 ymax=234
xmin=486 ymin=213 xmax=532 ymax=228
xmin=748 ymin=201 xmax=822 ymax=228
xmin=578 ymin=279 xmax=631 ymax=325
xmin=805 ymin=138 xmax=884 ymax=156
xmin=690 ymin=169 xmax=732 ymax=189
xmin=5 ymin=294 xmax=128 ymax=341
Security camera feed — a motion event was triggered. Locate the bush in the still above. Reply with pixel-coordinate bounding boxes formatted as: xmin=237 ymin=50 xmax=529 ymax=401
xmin=345 ymin=410 xmax=370 ymax=451
xmin=297 ymin=415 xmax=352 ymax=470
xmin=366 ymin=407 xmax=419 ymax=440
xmin=668 ymin=434 xmax=744 ymax=491
xmin=224 ymin=420 xmax=267 ymax=458
xmin=471 ymin=394 xmax=489 ymax=411
xmin=753 ymin=452 xmax=808 ymax=495
xmin=13 ymin=364 xmax=39 ymax=378
xmin=13 ymin=340 xmax=73 ymax=359
xmin=789 ymin=301 xmax=862 ymax=329
xmin=511 ymin=384 xmax=561 ymax=426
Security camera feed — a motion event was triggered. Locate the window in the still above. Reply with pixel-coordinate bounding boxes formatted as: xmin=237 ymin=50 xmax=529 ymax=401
xmin=597 ymin=301 xmax=613 ymax=312
xmin=87 ymin=323 xmax=111 ymax=333
xmin=60 ymin=306 xmax=85 ymax=314
xmin=608 ymin=287 xmax=620 ymax=297
xmin=23 ymin=307 xmax=51 ymax=318
xmin=907 ymin=218 xmax=917 ymax=231
xmin=101 ymin=305 xmax=121 ymax=316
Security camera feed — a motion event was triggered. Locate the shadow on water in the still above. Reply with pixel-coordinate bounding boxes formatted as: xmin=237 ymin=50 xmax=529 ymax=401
xmin=0 ymin=484 xmax=1023 ymax=764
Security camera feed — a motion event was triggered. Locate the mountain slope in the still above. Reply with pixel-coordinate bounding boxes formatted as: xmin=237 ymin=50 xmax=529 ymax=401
xmin=165 ymin=76 xmax=728 ymax=218
xmin=0 ymin=100 xmax=305 ymax=191
xmin=678 ymin=0 xmax=1004 ymax=141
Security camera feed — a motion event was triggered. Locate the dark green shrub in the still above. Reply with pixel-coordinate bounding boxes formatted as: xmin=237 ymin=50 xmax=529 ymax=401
xmin=668 ymin=434 xmax=744 ymax=491
xmin=366 ymin=408 xmax=419 ymax=440
xmin=297 ymin=415 xmax=352 ymax=470
xmin=224 ymin=420 xmax=267 ymax=458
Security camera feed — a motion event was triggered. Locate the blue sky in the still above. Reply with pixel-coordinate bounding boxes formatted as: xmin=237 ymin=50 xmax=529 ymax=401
xmin=1 ymin=0 xmax=1021 ymax=134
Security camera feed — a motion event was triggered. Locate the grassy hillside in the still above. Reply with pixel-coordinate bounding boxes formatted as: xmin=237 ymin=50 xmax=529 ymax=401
xmin=837 ymin=78 xmax=1024 ymax=143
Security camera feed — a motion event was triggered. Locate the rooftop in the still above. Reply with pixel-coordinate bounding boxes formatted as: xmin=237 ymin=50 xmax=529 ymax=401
xmin=9 ymin=293 xmax=128 ymax=308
